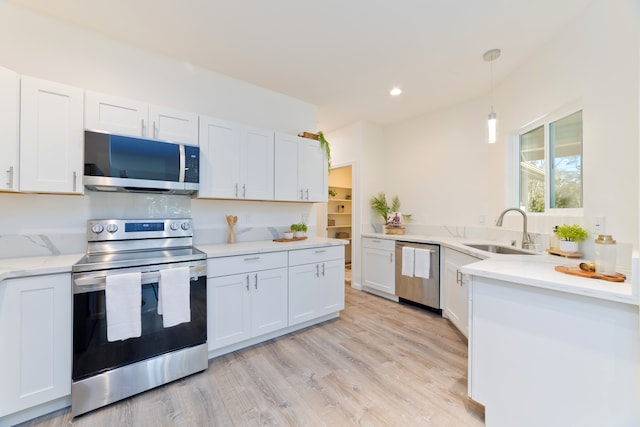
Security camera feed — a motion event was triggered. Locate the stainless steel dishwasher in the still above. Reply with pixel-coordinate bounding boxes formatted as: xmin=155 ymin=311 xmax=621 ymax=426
xmin=395 ymin=241 xmax=441 ymax=312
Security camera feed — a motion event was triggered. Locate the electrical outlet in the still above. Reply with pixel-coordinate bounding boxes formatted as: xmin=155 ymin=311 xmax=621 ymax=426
xmin=478 ymin=215 xmax=486 ymax=225
xmin=592 ymin=216 xmax=605 ymax=235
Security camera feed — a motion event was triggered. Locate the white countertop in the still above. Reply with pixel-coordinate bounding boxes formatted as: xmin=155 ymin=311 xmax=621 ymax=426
xmin=362 ymin=232 xmax=639 ymax=306
xmin=0 ymin=238 xmax=348 ymax=284
xmin=0 ymin=253 xmax=84 ymax=282
xmin=198 ymin=237 xmax=348 ymax=257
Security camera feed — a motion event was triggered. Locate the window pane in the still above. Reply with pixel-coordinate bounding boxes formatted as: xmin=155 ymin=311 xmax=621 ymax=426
xmin=520 ymin=126 xmax=545 ymax=212
xmin=550 ymin=110 xmax=582 ymax=208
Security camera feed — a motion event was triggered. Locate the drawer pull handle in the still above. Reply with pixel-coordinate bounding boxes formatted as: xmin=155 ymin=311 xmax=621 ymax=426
xmin=315 ymin=249 xmax=327 ymax=254
xmin=244 ymin=256 xmax=260 ymax=261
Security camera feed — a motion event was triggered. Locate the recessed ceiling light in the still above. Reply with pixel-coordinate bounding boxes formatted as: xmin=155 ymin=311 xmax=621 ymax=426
xmin=390 ymin=87 xmax=402 ymax=96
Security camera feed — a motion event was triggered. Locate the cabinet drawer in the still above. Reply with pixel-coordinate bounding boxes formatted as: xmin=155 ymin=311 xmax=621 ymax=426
xmin=208 ymin=251 xmax=287 ymax=277
xmin=362 ymin=237 xmax=395 ymax=251
xmin=288 ymin=245 xmax=343 ymax=266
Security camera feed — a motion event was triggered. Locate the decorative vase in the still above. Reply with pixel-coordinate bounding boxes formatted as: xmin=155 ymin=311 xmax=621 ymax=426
xmin=226 ymin=214 xmax=237 ymax=244
xmin=559 ymin=240 xmax=579 ymax=253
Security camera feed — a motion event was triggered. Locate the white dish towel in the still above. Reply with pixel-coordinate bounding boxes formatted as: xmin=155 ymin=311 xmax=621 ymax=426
xmin=402 ymin=246 xmax=415 ymax=277
xmin=106 ymin=271 xmax=142 ymax=342
xmin=414 ymin=248 xmax=432 ymax=279
xmin=158 ymin=267 xmax=191 ymax=328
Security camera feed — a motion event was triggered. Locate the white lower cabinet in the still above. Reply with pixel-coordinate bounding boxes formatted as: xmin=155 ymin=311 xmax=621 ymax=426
xmin=288 ymin=246 xmax=345 ymax=326
xmin=443 ymin=248 xmax=481 ymax=337
xmin=0 ymin=274 xmax=71 ymax=418
xmin=207 ymin=252 xmax=287 ymax=350
xmin=362 ymin=237 xmax=395 ymax=294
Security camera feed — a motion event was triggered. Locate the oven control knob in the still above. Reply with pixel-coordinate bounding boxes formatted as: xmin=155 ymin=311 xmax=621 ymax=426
xmin=181 ymin=222 xmax=191 ymax=231
xmin=170 ymin=222 xmax=180 ymax=231
xmin=106 ymin=224 xmax=118 ymax=233
xmin=91 ymin=224 xmax=104 ymax=234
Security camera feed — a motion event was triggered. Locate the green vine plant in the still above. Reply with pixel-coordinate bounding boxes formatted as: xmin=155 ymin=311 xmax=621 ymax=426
xmin=317 ymin=131 xmax=332 ymax=170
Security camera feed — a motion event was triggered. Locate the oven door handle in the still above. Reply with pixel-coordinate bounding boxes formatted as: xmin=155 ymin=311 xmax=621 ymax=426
xmin=73 ymin=264 xmax=206 ymax=294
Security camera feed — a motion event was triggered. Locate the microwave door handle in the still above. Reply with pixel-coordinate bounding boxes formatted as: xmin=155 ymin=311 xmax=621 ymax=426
xmin=179 ymin=144 xmax=186 ymax=183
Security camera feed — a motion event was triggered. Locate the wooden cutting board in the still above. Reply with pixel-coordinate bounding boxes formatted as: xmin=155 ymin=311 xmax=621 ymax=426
xmin=554 ymin=265 xmax=626 ymax=282
xmin=273 ymin=236 xmax=308 ymax=242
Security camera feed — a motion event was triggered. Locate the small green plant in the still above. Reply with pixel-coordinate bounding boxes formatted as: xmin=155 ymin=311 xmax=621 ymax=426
xmin=290 ymin=223 xmax=308 ymax=233
xmin=328 ymin=189 xmax=337 ymax=197
xmin=554 ymin=224 xmax=588 ymax=242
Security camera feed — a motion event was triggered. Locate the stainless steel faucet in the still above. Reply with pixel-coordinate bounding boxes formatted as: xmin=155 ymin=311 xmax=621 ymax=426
xmin=496 ymin=208 xmax=535 ymax=250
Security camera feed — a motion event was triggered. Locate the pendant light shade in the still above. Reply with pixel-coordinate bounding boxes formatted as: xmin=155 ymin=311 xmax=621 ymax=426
xmin=487 ymin=110 xmax=497 ymax=144
xmin=483 ymin=49 xmax=501 ymax=144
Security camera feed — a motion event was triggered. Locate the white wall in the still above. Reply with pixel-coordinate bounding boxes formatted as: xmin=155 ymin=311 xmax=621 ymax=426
xmin=338 ymin=0 xmax=640 ymax=254
xmin=0 ymin=3 xmax=319 ymax=251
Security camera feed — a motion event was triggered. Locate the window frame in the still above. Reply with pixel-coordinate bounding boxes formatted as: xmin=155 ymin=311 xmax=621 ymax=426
xmin=513 ymin=103 xmax=584 ymax=216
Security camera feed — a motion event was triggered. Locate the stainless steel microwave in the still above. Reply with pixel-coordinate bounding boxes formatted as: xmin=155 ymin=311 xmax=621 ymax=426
xmin=83 ymin=130 xmax=199 ymax=195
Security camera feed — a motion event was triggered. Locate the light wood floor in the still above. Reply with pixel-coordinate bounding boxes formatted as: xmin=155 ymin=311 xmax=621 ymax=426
xmin=22 ymin=282 xmax=484 ymax=426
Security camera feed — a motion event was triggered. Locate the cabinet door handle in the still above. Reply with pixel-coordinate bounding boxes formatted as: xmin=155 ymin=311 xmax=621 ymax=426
xmin=6 ymin=166 xmax=13 ymax=189
xmin=305 ymin=188 xmax=309 ymax=200
xmin=243 ymin=184 xmax=246 ymax=198
xmin=300 ymin=189 xmax=304 ymax=200
xmin=235 ymin=183 xmax=239 ymax=198
xmin=321 ymin=263 xmax=325 ymax=276
xmin=141 ymin=119 xmax=145 ymax=136
xmin=246 ymin=274 xmax=250 ymax=291
xmin=316 ymin=264 xmax=320 ymax=278
xmin=456 ymin=270 xmax=462 ymax=285
xmin=389 ymin=253 xmax=393 ymax=263
xmin=73 ymin=171 xmax=77 ymax=192
xmin=153 ymin=120 xmax=157 ymax=139
xmin=254 ymin=273 xmax=258 ymax=289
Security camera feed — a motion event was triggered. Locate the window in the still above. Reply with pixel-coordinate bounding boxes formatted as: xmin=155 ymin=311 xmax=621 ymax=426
xmin=518 ymin=109 xmax=583 ymax=213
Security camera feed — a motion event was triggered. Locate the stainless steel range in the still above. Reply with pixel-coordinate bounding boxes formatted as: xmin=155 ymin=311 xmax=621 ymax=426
xmin=71 ymin=218 xmax=207 ymax=417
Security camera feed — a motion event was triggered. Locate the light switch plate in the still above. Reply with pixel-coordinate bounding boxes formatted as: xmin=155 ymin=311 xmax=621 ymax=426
xmin=592 ymin=216 xmax=605 ymax=235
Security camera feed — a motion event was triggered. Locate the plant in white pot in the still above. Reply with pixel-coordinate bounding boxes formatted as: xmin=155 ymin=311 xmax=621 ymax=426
xmin=554 ymin=224 xmax=588 ymax=253
xmin=291 ymin=223 xmax=308 ymax=238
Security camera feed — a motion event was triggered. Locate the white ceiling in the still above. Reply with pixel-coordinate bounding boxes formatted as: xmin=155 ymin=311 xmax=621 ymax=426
xmin=10 ymin=0 xmax=593 ymax=132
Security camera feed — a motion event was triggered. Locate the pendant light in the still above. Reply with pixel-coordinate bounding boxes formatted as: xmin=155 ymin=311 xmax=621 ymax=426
xmin=483 ymin=48 xmax=501 ymax=144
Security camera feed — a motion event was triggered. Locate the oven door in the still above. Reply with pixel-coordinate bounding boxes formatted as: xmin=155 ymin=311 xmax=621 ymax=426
xmin=72 ymin=261 xmax=207 ymax=381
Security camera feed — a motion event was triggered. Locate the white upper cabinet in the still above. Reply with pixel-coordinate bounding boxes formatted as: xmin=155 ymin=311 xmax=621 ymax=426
xmin=85 ymin=91 xmax=198 ymax=145
xmin=274 ymin=133 xmax=327 ymax=202
xmin=0 ymin=66 xmax=19 ymax=192
xmin=198 ymin=116 xmax=274 ymax=200
xmin=20 ymin=76 xmax=84 ymax=194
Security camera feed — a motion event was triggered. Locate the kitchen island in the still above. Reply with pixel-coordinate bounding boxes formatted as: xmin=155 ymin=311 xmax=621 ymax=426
xmin=463 ymin=258 xmax=640 ymax=427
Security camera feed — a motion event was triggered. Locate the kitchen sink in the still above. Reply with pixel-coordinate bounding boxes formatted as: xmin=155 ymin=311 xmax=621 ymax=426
xmin=463 ymin=243 xmax=537 ymax=255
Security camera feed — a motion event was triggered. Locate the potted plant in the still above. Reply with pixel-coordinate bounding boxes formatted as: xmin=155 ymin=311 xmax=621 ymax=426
xmin=554 ymin=224 xmax=588 ymax=253
xmin=369 ymin=192 xmax=411 ymax=233
xmin=328 ymin=189 xmax=337 ymax=198
xmin=317 ymin=131 xmax=331 ymax=170
xmin=290 ymin=223 xmax=308 ymax=238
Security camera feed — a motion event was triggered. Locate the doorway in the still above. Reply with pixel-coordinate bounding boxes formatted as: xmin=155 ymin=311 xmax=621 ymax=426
xmin=327 ymin=165 xmax=352 ymax=266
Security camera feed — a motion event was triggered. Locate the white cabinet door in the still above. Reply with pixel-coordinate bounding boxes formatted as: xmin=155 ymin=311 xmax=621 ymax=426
xmin=273 ymin=133 xmax=301 ymax=201
xmin=207 ymin=273 xmax=252 ymax=350
xmin=242 ymin=127 xmax=274 ymax=200
xmin=20 ymin=76 xmax=83 ymax=194
xmin=363 ymin=247 xmax=395 ymax=294
xmin=318 ymin=259 xmax=345 ymax=315
xmin=0 ymin=274 xmax=71 ymax=417
xmin=251 ymin=268 xmax=288 ymax=336
xmin=85 ymin=91 xmax=147 ymax=137
xmin=301 ymin=138 xmax=327 ymax=202
xmin=0 ymin=66 xmax=19 ymax=192
xmin=274 ymin=133 xmax=327 ymax=202
xmin=148 ymin=105 xmax=199 ymax=145
xmin=443 ymin=248 xmax=480 ymax=338
xmin=198 ymin=116 xmax=242 ymax=198
xmin=288 ymin=262 xmax=320 ymax=325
